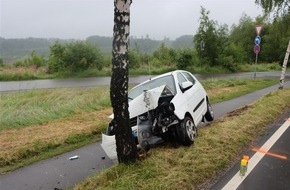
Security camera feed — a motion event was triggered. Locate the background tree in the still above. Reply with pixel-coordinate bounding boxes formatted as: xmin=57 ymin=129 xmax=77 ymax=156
xmin=230 ymin=14 xmax=256 ymax=63
xmin=110 ymin=0 xmax=137 ymax=163
xmin=260 ymin=14 xmax=290 ymax=64
xmin=194 ymin=7 xmax=230 ymax=67
xmin=253 ymin=0 xmax=290 ymax=66
xmin=194 ymin=7 xmax=218 ymax=65
xmin=255 ymin=0 xmax=289 ymax=14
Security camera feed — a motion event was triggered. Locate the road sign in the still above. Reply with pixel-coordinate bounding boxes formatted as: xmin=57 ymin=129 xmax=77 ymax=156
xmin=256 ymin=24 xmax=263 ymax=35
xmin=255 ymin=36 xmax=261 ymax=45
xmin=254 ymin=45 xmax=260 ymax=54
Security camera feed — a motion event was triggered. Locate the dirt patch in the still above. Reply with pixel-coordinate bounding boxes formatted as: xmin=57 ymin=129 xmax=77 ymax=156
xmin=227 ymin=105 xmax=254 ymax=118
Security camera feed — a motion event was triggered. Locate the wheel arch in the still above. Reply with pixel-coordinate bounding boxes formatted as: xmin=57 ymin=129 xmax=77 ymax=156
xmin=184 ymin=112 xmax=195 ymax=126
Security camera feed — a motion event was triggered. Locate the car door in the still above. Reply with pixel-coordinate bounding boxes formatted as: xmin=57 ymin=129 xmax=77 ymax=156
xmin=181 ymin=71 xmax=205 ymax=124
xmin=172 ymin=72 xmax=202 ymax=124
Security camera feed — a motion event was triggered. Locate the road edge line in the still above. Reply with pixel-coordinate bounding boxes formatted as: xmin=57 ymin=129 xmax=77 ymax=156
xmin=221 ymin=117 xmax=290 ymax=190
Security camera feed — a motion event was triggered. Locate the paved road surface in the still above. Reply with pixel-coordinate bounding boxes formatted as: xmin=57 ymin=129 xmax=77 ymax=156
xmin=210 ymin=110 xmax=290 ymax=190
xmin=1 ymin=71 xmax=289 ymax=92
xmin=0 ymin=81 xmax=289 ymax=190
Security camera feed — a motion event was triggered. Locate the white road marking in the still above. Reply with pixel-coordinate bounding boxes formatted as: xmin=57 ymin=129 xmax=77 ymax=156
xmin=221 ymin=118 xmax=290 ymax=190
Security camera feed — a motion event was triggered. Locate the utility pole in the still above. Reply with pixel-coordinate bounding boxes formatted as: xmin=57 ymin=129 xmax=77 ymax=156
xmin=279 ymin=40 xmax=290 ymax=89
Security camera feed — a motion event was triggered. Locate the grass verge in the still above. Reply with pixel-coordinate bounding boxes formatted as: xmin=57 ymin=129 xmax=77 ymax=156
xmin=74 ymin=88 xmax=290 ymax=190
xmin=203 ymin=78 xmax=278 ymax=103
xmin=0 ymin=78 xmax=280 ymax=174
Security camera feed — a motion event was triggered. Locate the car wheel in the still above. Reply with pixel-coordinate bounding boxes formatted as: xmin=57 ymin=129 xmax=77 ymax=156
xmin=180 ymin=116 xmax=197 ymax=146
xmin=205 ymin=100 xmax=214 ymax=122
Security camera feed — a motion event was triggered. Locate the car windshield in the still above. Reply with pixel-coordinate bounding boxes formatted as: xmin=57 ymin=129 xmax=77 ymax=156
xmin=128 ymin=75 xmax=176 ymax=100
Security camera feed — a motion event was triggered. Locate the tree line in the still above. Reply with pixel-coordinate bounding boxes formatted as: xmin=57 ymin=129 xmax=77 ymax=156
xmin=0 ymin=6 xmax=289 ymax=74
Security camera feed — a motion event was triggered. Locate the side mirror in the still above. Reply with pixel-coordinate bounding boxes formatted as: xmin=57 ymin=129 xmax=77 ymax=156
xmin=180 ymin=81 xmax=193 ymax=92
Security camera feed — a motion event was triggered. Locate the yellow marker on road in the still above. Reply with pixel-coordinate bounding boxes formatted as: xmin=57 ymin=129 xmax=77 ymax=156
xmin=240 ymin=159 xmax=247 ymax=176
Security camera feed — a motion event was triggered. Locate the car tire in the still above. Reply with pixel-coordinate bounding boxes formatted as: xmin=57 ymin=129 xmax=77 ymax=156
xmin=179 ymin=116 xmax=197 ymax=146
xmin=205 ymin=100 xmax=214 ymax=122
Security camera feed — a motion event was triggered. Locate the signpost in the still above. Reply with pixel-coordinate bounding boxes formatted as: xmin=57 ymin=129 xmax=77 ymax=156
xmin=255 ymin=36 xmax=261 ymax=45
xmin=255 ymin=24 xmax=263 ymax=36
xmin=253 ymin=24 xmax=263 ymax=79
xmin=254 ymin=45 xmax=260 ymax=54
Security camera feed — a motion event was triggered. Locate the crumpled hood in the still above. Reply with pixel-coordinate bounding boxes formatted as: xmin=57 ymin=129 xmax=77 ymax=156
xmin=129 ymin=85 xmax=166 ymax=118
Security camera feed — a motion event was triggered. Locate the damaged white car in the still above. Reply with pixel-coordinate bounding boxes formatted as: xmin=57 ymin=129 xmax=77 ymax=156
xmin=101 ymin=70 xmax=214 ymax=159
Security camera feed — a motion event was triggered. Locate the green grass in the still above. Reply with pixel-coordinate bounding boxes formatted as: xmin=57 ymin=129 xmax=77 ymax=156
xmin=74 ymin=88 xmax=290 ymax=190
xmin=239 ymin=62 xmax=282 ymax=72
xmin=0 ymin=87 xmax=111 ymax=130
xmin=202 ymin=78 xmax=278 ymax=103
xmin=0 ymin=78 xmax=278 ymax=130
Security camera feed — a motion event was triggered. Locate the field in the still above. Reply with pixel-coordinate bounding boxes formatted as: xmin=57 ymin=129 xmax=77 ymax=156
xmin=0 ymin=78 xmax=279 ymax=174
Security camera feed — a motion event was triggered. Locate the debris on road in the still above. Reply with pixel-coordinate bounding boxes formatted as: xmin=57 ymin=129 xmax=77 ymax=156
xmin=68 ymin=155 xmax=79 ymax=160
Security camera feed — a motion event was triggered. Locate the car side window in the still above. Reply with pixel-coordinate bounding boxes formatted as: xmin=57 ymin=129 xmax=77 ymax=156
xmin=177 ymin=73 xmax=187 ymax=87
xmin=182 ymin=72 xmax=196 ymax=85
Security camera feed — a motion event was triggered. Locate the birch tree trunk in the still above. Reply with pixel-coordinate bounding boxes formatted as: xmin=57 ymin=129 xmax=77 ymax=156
xmin=279 ymin=40 xmax=290 ymax=89
xmin=110 ymin=0 xmax=137 ymax=163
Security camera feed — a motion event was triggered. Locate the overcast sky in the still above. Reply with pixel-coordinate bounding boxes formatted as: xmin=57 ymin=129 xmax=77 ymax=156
xmin=0 ymin=0 xmax=263 ymax=40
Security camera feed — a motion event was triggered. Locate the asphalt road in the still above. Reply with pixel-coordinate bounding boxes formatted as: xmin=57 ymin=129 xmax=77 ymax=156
xmin=1 ymin=81 xmax=289 ymax=190
xmin=210 ymin=109 xmax=290 ymax=190
xmin=1 ymin=71 xmax=289 ymax=92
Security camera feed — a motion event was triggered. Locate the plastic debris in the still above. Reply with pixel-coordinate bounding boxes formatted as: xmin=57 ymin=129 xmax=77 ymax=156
xmin=68 ymin=155 xmax=79 ymax=160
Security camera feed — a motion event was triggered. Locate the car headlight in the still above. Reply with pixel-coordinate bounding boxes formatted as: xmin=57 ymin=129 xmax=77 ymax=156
xmin=139 ymin=112 xmax=149 ymax=121
xmin=169 ymin=103 xmax=175 ymax=112
xmin=141 ymin=130 xmax=151 ymax=138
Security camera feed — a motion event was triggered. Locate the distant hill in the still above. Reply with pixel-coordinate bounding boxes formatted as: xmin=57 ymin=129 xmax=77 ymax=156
xmin=0 ymin=35 xmax=194 ymax=61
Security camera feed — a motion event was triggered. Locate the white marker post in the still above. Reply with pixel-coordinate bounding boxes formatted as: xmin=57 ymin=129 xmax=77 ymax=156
xmin=279 ymin=40 xmax=290 ymax=89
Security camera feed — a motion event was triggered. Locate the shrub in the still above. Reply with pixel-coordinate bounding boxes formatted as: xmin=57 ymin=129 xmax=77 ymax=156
xmin=216 ymin=55 xmax=238 ymax=72
xmin=48 ymin=41 xmax=104 ymax=73
xmin=128 ymin=50 xmax=140 ymax=69
xmin=0 ymin=58 xmax=4 ymax=67
xmin=176 ymin=48 xmax=197 ymax=69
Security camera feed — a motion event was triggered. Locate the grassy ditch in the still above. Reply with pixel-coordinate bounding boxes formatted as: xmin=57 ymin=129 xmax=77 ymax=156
xmin=0 ymin=78 xmax=279 ymax=173
xmin=74 ymin=88 xmax=290 ymax=190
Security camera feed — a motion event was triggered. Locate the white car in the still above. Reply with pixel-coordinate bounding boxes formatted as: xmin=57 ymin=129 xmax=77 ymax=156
xmin=102 ymin=70 xmax=214 ymax=159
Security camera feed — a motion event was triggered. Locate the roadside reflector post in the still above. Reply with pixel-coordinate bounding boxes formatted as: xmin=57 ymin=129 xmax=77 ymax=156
xmin=279 ymin=40 xmax=290 ymax=89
